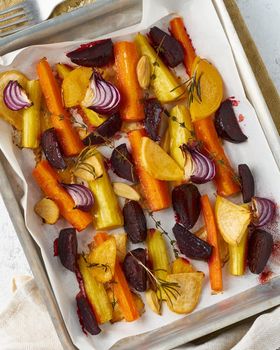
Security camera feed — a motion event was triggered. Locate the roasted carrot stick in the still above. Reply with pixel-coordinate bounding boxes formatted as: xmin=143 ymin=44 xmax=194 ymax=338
xmin=114 ymin=41 xmax=145 ymax=121
xmin=33 ymin=160 xmax=92 ymax=231
xmin=194 ymin=116 xmax=240 ymax=196
xmin=201 ymin=194 xmax=223 ymax=293
xmin=37 ymin=58 xmax=83 ymax=156
xmin=128 ymin=129 xmax=170 ymax=211
xmin=94 ymin=232 xmax=139 ymax=322
xmin=170 ymin=17 xmax=196 ymax=76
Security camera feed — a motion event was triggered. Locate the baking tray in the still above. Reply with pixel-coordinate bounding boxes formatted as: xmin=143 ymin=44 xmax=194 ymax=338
xmin=0 ymin=1 xmax=280 ymax=349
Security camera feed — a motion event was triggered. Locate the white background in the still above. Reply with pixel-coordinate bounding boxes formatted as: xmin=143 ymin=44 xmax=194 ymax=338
xmin=0 ymin=0 xmax=279 ymax=311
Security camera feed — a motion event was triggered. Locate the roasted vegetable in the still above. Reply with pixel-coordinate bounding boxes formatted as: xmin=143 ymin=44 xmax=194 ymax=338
xmin=56 ymin=63 xmax=72 ymax=79
xmin=67 ymin=39 xmax=114 ymax=67
xmin=76 ymin=292 xmax=101 ymax=335
xmin=33 ymin=160 xmax=92 ymax=231
xmin=129 ymin=129 xmax=170 ymax=211
xmin=4 ymin=80 xmax=31 ymax=111
xmin=136 ymin=55 xmax=151 ymax=89
xmin=113 ymin=182 xmax=140 ymax=201
xmin=169 ymin=105 xmax=194 ymax=169
xmin=215 ymin=195 xmax=251 ymax=246
xmin=82 ymin=113 xmax=122 ymax=146
xmin=165 ymin=272 xmax=204 ymax=314
xmin=149 ymin=26 xmax=184 ymax=68
xmin=145 ymin=289 xmax=161 ymax=315
xmin=229 ymin=230 xmax=248 ymax=276
xmin=147 ymin=229 xmax=170 ymax=280
xmin=172 ymin=184 xmax=201 ymax=229
xmin=80 ymin=106 xmax=107 ymax=127
xmin=62 ymin=66 xmax=92 ymax=108
xmin=173 ymin=223 xmax=212 ymax=260
xmin=110 ymin=143 xmax=137 ymax=183
xmin=22 ymin=80 xmax=42 ymax=149
xmin=88 ymin=152 xmax=123 ymax=230
xmin=62 ymin=183 xmax=94 ymax=212
xmin=58 ymin=228 xmax=77 ymax=272
xmin=171 ymin=257 xmax=194 ymax=274
xmin=134 ymin=33 xmax=185 ymax=103
xmin=251 ymin=197 xmax=276 ymax=228
xmin=248 ymin=229 xmax=273 ymax=274
xmin=144 ymin=98 xmax=163 ymax=141
xmin=74 ymin=147 xmax=103 ymax=182
xmin=140 ymin=136 xmax=184 ymax=181
xmin=112 ymin=233 xmax=127 ymax=262
xmin=215 ymin=100 xmax=247 ymax=143
xmin=34 ymin=198 xmax=60 ymax=224
xmin=123 ymin=248 xmax=147 ymax=292
xmin=123 ymin=200 xmax=147 ymax=243
xmin=114 ymin=41 xmax=145 ymax=121
xmin=78 ymin=255 xmax=113 ymax=323
xmin=238 ymin=164 xmax=255 ymax=203
xmin=41 ymin=128 xmax=66 ymax=169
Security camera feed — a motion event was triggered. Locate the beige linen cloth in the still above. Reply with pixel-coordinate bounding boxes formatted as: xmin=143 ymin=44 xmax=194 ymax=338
xmin=1 ymin=275 xmax=280 ymax=350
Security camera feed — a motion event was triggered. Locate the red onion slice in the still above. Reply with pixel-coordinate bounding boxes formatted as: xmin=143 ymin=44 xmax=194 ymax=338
xmin=251 ymin=196 xmax=276 ymax=227
xmin=181 ymin=142 xmax=216 ymax=184
xmin=3 ymin=80 xmax=32 ymax=111
xmin=62 ymin=184 xmax=94 ymax=212
xmin=82 ymin=74 xmax=121 ymax=115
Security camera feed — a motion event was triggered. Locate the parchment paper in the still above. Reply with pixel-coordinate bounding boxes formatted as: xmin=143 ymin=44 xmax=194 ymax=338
xmin=0 ymin=1 xmax=280 ymax=349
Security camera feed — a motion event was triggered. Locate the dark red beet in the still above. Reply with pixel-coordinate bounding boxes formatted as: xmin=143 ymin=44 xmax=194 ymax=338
xmin=173 ymin=223 xmax=212 ymax=260
xmin=66 ymin=39 xmax=114 ymax=67
xmin=58 ymin=228 xmax=77 ymax=272
xmin=53 ymin=238 xmax=59 ymax=257
xmin=83 ymin=113 xmax=122 ymax=146
xmin=110 ymin=143 xmax=137 ymax=182
xmin=248 ymin=229 xmax=273 ymax=274
xmin=144 ymin=98 xmax=163 ymax=141
xmin=238 ymin=164 xmax=255 ymax=203
xmin=76 ymin=292 xmax=101 ymax=335
xmin=215 ymin=99 xmax=247 ymax=143
xmin=41 ymin=128 xmax=66 ymax=169
xmin=123 ymin=248 xmax=147 ymax=292
xmin=172 ymin=184 xmax=201 ymax=229
xmin=149 ymin=26 xmax=184 ymax=68
xmin=123 ymin=200 xmax=147 ymax=243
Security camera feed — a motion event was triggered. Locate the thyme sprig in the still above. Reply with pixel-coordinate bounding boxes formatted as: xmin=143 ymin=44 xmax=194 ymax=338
xmin=81 ymin=252 xmax=110 ymax=272
xmin=164 ymin=109 xmax=195 ymax=137
xmin=148 ymin=211 xmax=179 ymax=258
xmin=129 ymin=252 xmax=180 ymax=309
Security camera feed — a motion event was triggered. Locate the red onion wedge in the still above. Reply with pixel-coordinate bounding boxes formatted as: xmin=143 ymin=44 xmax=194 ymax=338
xmin=181 ymin=142 xmax=216 ymax=184
xmin=3 ymin=80 xmax=32 ymax=111
xmin=62 ymin=184 xmax=94 ymax=212
xmin=82 ymin=73 xmax=120 ymax=115
xmin=251 ymin=197 xmax=276 ymax=227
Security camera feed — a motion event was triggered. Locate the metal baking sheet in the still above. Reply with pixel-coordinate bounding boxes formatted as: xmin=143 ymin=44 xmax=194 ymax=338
xmin=0 ymin=1 xmax=280 ymax=349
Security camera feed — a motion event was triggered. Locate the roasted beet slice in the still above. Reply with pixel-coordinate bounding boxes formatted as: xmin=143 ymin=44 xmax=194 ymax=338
xmin=172 ymin=184 xmax=201 ymax=229
xmin=58 ymin=228 xmax=77 ymax=272
xmin=41 ymin=128 xmax=66 ymax=169
xmin=123 ymin=200 xmax=147 ymax=243
xmin=149 ymin=26 xmax=184 ymax=68
xmin=123 ymin=248 xmax=147 ymax=292
xmin=83 ymin=113 xmax=122 ymax=146
xmin=144 ymin=98 xmax=163 ymax=141
xmin=238 ymin=164 xmax=255 ymax=203
xmin=76 ymin=292 xmax=101 ymax=335
xmin=248 ymin=229 xmax=273 ymax=274
xmin=173 ymin=223 xmax=212 ymax=260
xmin=215 ymin=99 xmax=247 ymax=143
xmin=66 ymin=39 xmax=114 ymax=67
xmin=110 ymin=143 xmax=137 ymax=182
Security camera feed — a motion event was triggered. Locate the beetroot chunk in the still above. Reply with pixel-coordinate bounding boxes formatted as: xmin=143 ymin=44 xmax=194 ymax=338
xmin=123 ymin=248 xmax=147 ymax=292
xmin=58 ymin=228 xmax=77 ymax=272
xmin=149 ymin=26 xmax=184 ymax=68
xmin=123 ymin=200 xmax=147 ymax=243
xmin=110 ymin=143 xmax=138 ymax=182
xmin=144 ymin=98 xmax=163 ymax=141
xmin=76 ymin=292 xmax=101 ymax=335
xmin=67 ymin=39 xmax=114 ymax=67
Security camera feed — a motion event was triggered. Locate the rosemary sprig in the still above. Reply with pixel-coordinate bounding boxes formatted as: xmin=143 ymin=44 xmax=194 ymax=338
xmin=129 ymin=252 xmax=180 ymax=309
xmin=148 ymin=211 xmax=179 ymax=258
xmin=151 ymin=35 xmax=166 ymax=81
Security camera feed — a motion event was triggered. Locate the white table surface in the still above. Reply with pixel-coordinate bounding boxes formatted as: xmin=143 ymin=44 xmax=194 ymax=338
xmin=0 ymin=0 xmax=280 ymax=310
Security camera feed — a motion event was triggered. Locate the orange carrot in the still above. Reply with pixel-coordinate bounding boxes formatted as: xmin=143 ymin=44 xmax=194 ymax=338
xmin=201 ymin=194 xmax=223 ymax=293
xmin=94 ymin=232 xmax=139 ymax=322
xmin=37 ymin=58 xmax=83 ymax=156
xmin=194 ymin=116 xmax=240 ymax=197
xmin=114 ymin=41 xmax=145 ymax=121
xmin=33 ymin=160 xmax=92 ymax=231
xmin=170 ymin=17 xmax=196 ymax=76
xmin=128 ymin=129 xmax=170 ymax=211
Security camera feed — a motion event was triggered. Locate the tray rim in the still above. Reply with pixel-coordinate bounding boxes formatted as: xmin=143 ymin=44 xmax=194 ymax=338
xmin=1 ymin=0 xmax=280 ymax=349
